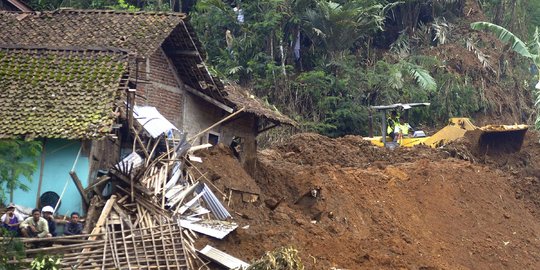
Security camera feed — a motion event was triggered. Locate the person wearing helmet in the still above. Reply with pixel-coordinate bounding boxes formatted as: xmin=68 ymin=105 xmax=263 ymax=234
xmin=41 ymin=206 xmax=56 ymax=237
xmin=20 ymin=208 xmax=49 ymax=238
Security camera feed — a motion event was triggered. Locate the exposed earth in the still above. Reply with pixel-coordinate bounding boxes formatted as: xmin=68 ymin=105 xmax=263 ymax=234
xmin=186 ymin=1 xmax=540 ymax=268
xmin=192 ymin=131 xmax=540 ymax=269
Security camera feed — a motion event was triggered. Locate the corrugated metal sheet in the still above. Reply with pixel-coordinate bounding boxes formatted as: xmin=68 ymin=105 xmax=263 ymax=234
xmin=133 ymin=105 xmax=178 ymax=138
xmin=197 ymin=245 xmax=250 ymax=269
xmin=196 ymin=183 xmax=231 ymax=220
xmin=179 ymin=219 xmax=237 ymax=239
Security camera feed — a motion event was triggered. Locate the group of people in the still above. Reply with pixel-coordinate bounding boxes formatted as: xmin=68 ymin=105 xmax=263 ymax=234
xmin=387 ymin=111 xmax=413 ymax=144
xmin=1 ymin=203 xmax=83 ymax=238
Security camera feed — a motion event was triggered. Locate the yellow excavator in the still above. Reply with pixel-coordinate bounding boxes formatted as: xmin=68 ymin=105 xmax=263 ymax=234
xmin=364 ymin=103 xmax=528 ymax=153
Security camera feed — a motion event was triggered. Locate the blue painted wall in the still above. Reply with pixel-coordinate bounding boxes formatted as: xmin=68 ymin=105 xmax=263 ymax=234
xmin=11 ymin=139 xmax=89 ymax=216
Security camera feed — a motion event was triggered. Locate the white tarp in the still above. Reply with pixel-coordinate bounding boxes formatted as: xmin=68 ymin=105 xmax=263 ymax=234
xmin=133 ymin=105 xmax=178 ymax=138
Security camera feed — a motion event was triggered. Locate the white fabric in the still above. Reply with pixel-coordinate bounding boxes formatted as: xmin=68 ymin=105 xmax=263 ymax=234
xmin=133 ymin=106 xmax=178 ymax=138
xmin=1 ymin=211 xmax=24 ymax=223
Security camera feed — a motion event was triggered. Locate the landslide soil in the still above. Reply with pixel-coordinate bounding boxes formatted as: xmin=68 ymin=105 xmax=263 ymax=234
xmin=193 ymin=132 xmax=540 ymax=270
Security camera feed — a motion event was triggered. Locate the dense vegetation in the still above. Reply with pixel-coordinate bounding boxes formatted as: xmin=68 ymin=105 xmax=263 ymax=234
xmin=20 ymin=0 xmax=540 ymax=137
xmin=190 ymin=0 xmax=538 ymax=136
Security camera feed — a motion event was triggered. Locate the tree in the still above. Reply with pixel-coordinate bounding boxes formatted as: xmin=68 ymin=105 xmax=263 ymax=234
xmin=471 ymin=21 xmax=540 ymax=127
xmin=0 ymin=140 xmax=42 ymax=203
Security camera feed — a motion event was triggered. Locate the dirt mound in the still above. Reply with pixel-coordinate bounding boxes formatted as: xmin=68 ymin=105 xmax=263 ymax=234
xmin=194 ymin=133 xmax=540 ymax=269
xmin=446 ymin=130 xmax=540 ymax=218
xmin=269 ymin=133 xmax=446 ymax=167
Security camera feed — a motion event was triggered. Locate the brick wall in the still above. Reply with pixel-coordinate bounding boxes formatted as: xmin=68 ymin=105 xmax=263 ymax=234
xmin=135 ymin=49 xmax=184 ymax=128
xmin=221 ymin=113 xmax=258 ymax=175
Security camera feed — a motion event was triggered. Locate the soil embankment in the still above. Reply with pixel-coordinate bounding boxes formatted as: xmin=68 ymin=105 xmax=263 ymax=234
xmin=193 ymin=132 xmax=540 ymax=269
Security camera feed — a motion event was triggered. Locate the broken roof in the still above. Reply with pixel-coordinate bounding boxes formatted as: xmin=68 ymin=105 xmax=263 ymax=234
xmin=224 ymin=84 xmax=296 ymax=126
xmin=0 ymin=46 xmax=129 ymax=139
xmin=0 ymin=9 xmax=226 ymax=100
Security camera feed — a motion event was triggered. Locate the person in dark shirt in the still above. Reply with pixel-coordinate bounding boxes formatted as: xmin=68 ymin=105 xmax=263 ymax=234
xmin=41 ymin=206 xmax=56 ymax=237
xmin=64 ymin=212 xmax=83 ymax=236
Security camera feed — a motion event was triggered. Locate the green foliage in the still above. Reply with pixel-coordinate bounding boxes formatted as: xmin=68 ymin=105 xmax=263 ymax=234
xmin=0 ymin=140 xmax=42 ymax=202
xmin=471 ymin=22 xmax=532 ymax=58
xmin=0 ymin=228 xmax=25 ymax=270
xmin=30 ymin=255 xmax=61 ymax=270
xmin=23 ymin=0 xmax=168 ymax=11
xmin=302 ymin=0 xmax=386 ymax=55
xmin=247 ymin=246 xmax=304 ymax=270
xmin=471 ymin=21 xmax=540 ymax=129
xmin=20 ymin=0 xmax=533 ymax=137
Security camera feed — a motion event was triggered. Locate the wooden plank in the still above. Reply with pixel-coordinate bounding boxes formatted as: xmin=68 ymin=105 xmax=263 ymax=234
xmin=119 ymin=220 xmax=132 ymax=269
xmin=167 ymin=222 xmax=182 ymax=270
xmin=84 ymin=175 xmax=111 ymax=193
xmin=112 ymin=203 xmax=133 ymax=229
xmin=35 ymin=138 xmax=46 ymax=208
xmin=111 ymin=169 xmax=153 ymax=196
xmin=88 ymin=195 xmax=117 ymax=241
xmin=69 ymin=171 xmax=90 ymax=209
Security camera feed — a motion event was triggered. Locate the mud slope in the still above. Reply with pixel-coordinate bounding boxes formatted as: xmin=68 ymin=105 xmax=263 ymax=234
xmin=195 ymin=133 xmax=540 ymax=269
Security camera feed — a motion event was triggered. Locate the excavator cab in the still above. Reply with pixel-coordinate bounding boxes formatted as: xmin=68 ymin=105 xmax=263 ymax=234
xmin=365 ymin=103 xmax=431 ymax=148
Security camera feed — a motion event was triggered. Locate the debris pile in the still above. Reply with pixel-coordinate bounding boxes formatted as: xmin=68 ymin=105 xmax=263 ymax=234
xmin=193 ymin=132 xmax=540 ymax=269
xmin=12 ymin=127 xmax=540 ymax=269
xmin=16 ymin=107 xmax=243 ymax=270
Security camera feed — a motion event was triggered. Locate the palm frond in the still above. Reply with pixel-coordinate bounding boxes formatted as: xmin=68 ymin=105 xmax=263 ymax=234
xmin=432 ymin=17 xmax=452 ymax=45
xmin=471 ymin=21 xmax=532 ymax=59
xmin=404 ymin=62 xmax=437 ymax=92
xmin=390 ymin=31 xmax=410 ymax=58
xmin=466 ymin=39 xmax=496 ymax=74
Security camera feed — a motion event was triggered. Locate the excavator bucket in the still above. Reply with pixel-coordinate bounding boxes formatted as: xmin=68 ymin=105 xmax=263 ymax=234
xmin=424 ymin=118 xmax=528 ymax=153
xmin=471 ymin=124 xmax=529 ymax=154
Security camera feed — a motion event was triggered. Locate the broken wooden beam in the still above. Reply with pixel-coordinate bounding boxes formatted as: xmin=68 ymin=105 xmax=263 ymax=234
xmin=69 ymin=171 xmax=90 ymax=209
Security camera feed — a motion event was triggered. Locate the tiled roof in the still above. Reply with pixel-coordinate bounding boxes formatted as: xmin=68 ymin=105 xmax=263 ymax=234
xmin=0 ymin=9 xmax=186 ymax=57
xmin=0 ymin=9 xmax=226 ymax=100
xmin=224 ymin=84 xmax=296 ymax=126
xmin=0 ymin=46 xmax=129 ymax=139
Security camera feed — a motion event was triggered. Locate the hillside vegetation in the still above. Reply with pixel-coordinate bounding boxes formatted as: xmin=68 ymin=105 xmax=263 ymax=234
xmin=20 ymin=0 xmax=540 ymax=137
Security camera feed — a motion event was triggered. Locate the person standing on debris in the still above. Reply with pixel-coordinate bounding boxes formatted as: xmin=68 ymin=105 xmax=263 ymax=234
xmin=20 ymin=208 xmax=50 ymax=238
xmin=63 ymin=212 xmax=83 ymax=236
xmin=1 ymin=203 xmax=23 ymax=236
xmin=41 ymin=206 xmax=56 ymax=237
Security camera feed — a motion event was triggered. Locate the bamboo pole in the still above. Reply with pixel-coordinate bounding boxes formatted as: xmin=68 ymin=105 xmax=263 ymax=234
xmin=188 ymin=107 xmax=246 ymax=143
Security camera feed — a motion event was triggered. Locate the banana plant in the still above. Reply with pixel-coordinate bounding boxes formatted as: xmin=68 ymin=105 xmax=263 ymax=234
xmin=471 ymin=22 xmax=540 ymax=88
xmin=471 ymin=21 xmax=540 ymax=128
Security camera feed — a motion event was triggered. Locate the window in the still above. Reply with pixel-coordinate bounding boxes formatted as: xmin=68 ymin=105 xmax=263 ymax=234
xmin=208 ymin=132 xmax=220 ymax=146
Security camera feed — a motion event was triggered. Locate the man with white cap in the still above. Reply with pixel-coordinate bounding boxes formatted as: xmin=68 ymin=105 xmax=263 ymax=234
xmin=1 ymin=203 xmax=24 ymax=236
xmin=41 ymin=206 xmax=57 ymax=237
xmin=20 ymin=208 xmax=49 ymax=238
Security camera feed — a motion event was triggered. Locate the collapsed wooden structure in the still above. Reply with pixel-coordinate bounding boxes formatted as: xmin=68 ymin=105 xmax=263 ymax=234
xmin=11 ymin=110 xmax=242 ymax=269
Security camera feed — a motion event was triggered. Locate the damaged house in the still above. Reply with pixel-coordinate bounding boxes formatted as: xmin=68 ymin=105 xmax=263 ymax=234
xmin=0 ymin=9 xmax=293 ymax=216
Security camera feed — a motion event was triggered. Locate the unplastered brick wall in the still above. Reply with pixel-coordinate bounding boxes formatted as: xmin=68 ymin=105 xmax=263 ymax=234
xmin=135 ymin=49 xmax=184 ymax=127
xmin=221 ymin=113 xmax=258 ymax=175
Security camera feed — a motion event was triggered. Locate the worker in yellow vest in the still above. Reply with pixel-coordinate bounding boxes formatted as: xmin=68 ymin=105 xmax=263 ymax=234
xmin=387 ymin=111 xmax=399 ymax=140
xmin=394 ymin=117 xmax=413 ymax=144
